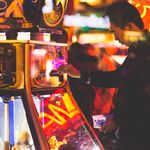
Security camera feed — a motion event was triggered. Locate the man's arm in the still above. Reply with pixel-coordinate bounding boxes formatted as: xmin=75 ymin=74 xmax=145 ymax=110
xmin=80 ymin=67 xmax=122 ymax=88
xmin=58 ymin=64 xmax=122 ymax=88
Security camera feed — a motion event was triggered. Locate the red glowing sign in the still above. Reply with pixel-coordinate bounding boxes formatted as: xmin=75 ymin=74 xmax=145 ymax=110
xmin=36 ymin=90 xmax=102 ymax=150
xmin=130 ymin=1 xmax=150 ymax=30
xmin=135 ymin=3 xmax=150 ymax=18
xmin=39 ymin=93 xmax=80 ymax=128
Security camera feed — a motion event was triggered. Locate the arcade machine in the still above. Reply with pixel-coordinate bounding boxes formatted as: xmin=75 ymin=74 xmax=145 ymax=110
xmin=0 ymin=0 xmax=104 ymax=149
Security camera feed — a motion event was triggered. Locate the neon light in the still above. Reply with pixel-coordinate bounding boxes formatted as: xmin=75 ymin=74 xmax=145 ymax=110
xmin=135 ymin=3 xmax=140 ymax=7
xmin=135 ymin=3 xmax=150 ymax=18
xmin=39 ymin=104 xmax=79 ymax=127
xmin=39 ymin=93 xmax=80 ymax=127
xmin=9 ymin=101 xmax=14 ymax=146
xmin=63 ymin=13 xmax=110 ymax=29
xmin=142 ymin=5 xmax=150 ymax=18
xmin=62 ymin=93 xmax=77 ymax=112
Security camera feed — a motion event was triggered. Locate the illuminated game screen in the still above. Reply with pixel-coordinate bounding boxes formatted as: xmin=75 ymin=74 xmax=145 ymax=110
xmin=33 ymin=88 xmax=101 ymax=150
xmin=30 ymin=43 xmax=68 ymax=88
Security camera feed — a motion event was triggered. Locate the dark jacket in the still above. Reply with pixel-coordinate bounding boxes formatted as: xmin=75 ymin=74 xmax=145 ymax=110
xmin=80 ymin=41 xmax=150 ymax=149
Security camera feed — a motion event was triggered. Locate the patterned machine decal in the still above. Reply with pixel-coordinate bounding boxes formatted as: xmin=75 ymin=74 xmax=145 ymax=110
xmin=36 ymin=88 xmax=100 ymax=150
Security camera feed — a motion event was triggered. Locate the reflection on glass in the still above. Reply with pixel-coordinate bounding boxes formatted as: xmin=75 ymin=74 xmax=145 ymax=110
xmin=14 ymin=97 xmax=34 ymax=148
xmin=30 ymin=44 xmax=68 ymax=88
xmin=33 ymin=88 xmax=102 ymax=150
xmin=0 ymin=96 xmax=35 ymax=149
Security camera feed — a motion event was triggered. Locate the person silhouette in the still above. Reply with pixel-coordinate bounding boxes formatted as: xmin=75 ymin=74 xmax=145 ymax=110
xmin=58 ymin=2 xmax=150 ymax=150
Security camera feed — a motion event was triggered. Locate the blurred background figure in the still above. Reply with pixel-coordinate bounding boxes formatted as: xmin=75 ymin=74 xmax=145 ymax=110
xmin=93 ymin=47 xmax=117 ymax=115
xmin=68 ymin=42 xmax=117 ymax=125
xmin=68 ymin=42 xmax=97 ymax=124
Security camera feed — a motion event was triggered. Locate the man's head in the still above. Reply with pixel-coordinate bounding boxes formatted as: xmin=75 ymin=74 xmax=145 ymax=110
xmin=105 ymin=2 xmax=144 ymax=44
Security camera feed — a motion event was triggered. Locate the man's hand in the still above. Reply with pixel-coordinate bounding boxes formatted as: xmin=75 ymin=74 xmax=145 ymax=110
xmin=100 ymin=113 xmax=118 ymax=133
xmin=58 ymin=64 xmax=81 ymax=78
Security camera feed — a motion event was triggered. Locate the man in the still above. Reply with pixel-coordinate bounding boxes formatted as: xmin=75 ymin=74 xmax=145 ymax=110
xmin=58 ymin=2 xmax=150 ymax=150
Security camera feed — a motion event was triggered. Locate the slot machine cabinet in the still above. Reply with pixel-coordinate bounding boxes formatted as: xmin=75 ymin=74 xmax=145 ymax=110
xmin=0 ymin=41 xmax=24 ymax=89
xmin=0 ymin=39 xmax=49 ymax=150
xmin=0 ymin=40 xmax=34 ymax=150
xmin=0 ymin=0 xmax=104 ymax=149
xmin=27 ymin=40 xmax=104 ymax=150
xmin=0 ymin=38 xmax=104 ymax=150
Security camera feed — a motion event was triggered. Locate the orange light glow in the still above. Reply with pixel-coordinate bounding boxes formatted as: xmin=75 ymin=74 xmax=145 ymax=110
xmin=78 ymin=33 xmax=114 ymax=44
